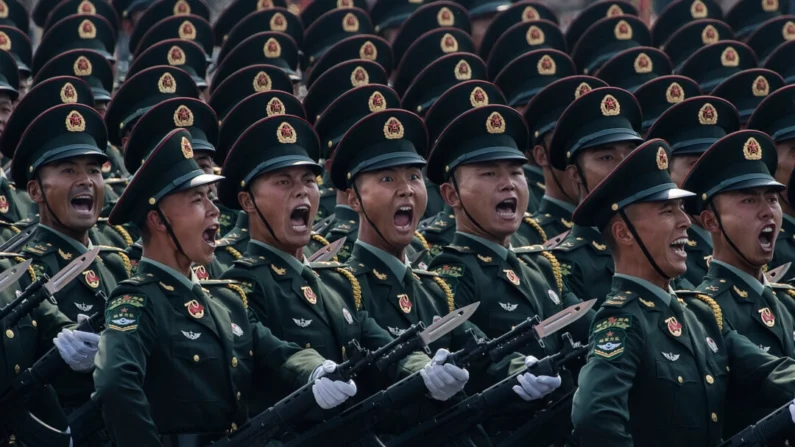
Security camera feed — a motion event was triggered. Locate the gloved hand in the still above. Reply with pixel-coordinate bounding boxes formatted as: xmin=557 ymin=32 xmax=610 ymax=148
xmin=420 ymin=348 xmax=469 ymax=401
xmin=789 ymin=397 xmax=795 ymax=423
xmin=53 ymin=319 xmax=100 ymax=373
xmin=513 ymin=355 xmax=562 ymax=401
xmin=311 ymin=360 xmax=357 ymax=410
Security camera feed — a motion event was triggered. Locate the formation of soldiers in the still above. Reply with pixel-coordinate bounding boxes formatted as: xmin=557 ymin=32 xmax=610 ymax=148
xmin=4 ymin=0 xmax=795 ymax=445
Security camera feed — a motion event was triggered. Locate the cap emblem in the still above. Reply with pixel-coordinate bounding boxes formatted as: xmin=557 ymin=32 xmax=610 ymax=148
xmin=181 ymin=136 xmax=193 ymax=158
xmin=633 ymin=53 xmax=652 ymax=74
xmin=173 ymin=105 xmax=194 ymax=127
xmin=763 ymin=0 xmax=778 ymax=13
xmin=691 ymin=0 xmax=707 ymax=18
xmin=614 ymin=20 xmax=632 ymax=40
xmin=383 ymin=117 xmax=404 ymax=139
xmin=277 ymin=122 xmax=297 ymax=144
xmin=60 ymin=83 xmax=78 ymax=103
xmin=360 ymin=41 xmax=377 ymax=60
xmin=158 ymin=73 xmax=177 ymax=93
xmin=174 ymin=0 xmax=190 ymax=15
xmin=266 ymin=97 xmax=285 ymax=116
xmin=167 ymin=46 xmax=186 ymax=65
xmin=350 ymin=66 xmax=369 ymax=86
xmin=441 ymin=33 xmax=458 ymax=53
xmin=78 ymin=19 xmax=96 ymax=39
xmin=337 ymin=0 xmax=351 ymax=6
xmin=526 ymin=25 xmax=545 ymax=45
xmin=537 ymin=54 xmax=556 ymax=75
xmin=522 ymin=6 xmax=538 ymax=21
xmin=606 ymin=4 xmax=623 ymax=16
xmin=656 ymin=146 xmax=668 ymax=170
xmin=66 ymin=111 xmax=86 ymax=132
xmin=720 ymin=46 xmax=739 ymax=67
xmin=264 ymin=37 xmax=281 ymax=58
xmin=783 ymin=21 xmax=795 ymax=40
xmin=486 ymin=112 xmax=505 ymax=134
xmin=74 ymin=56 xmax=92 ymax=76
xmin=743 ymin=137 xmax=763 ymax=160
xmin=574 ymin=82 xmax=592 ymax=98
xmin=78 ymin=0 xmax=96 ymax=14
xmin=665 ymin=82 xmax=684 ymax=103
xmin=438 ymin=7 xmax=454 ymax=26
xmin=253 ymin=72 xmax=272 ymax=91
xmin=470 ymin=86 xmax=489 ymax=107
xmin=343 ymin=13 xmax=359 ymax=32
xmin=454 ymin=60 xmax=472 ymax=80
xmin=0 ymin=32 xmax=10 ymax=50
xmin=0 ymin=0 xmax=7 ymax=18
xmin=600 ymin=94 xmax=620 ymax=116
xmin=702 ymin=25 xmax=719 ymax=44
xmin=368 ymin=91 xmax=387 ymax=112
xmin=752 ymin=75 xmax=770 ymax=97
xmin=257 ymin=0 xmax=272 ymax=9
xmin=270 ymin=12 xmax=287 ymax=31
xmin=698 ymin=103 xmax=718 ymax=125
xmin=179 ymin=21 xmax=196 ymax=40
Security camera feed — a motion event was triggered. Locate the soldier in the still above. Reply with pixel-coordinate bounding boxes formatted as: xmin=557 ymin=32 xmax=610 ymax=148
xmin=711 ymin=68 xmax=783 ymax=126
xmin=93 ymin=128 xmax=355 ymax=446
xmin=594 ymin=47 xmax=672 ymax=93
xmin=0 ymin=49 xmax=31 ymax=230
xmin=748 ymin=85 xmax=795 ymax=282
xmin=10 ymin=103 xmax=130 ymax=445
xmin=570 ymin=137 xmax=795 ymax=446
xmin=127 ymin=39 xmax=209 ymax=100
xmin=212 ymin=0 xmax=290 ymax=51
xmin=300 ymin=8 xmax=372 ymax=82
xmin=570 ymin=15 xmax=650 ymax=77
xmin=563 ymin=0 xmax=639 ymax=54
xmin=747 ymin=15 xmax=795 ymax=64
xmin=31 ymin=14 xmax=116 ymax=76
xmin=726 ymin=0 xmax=786 ymax=40
xmin=546 ymin=87 xmax=643 ymax=305
xmin=678 ymin=41 xmax=757 ymax=93
xmin=649 ymin=0 xmax=723 ymax=49
xmin=661 ymin=18 xmax=735 ymax=71
xmin=128 ymin=1 xmax=212 ymax=62
xmin=478 ymin=1 xmax=558 ymax=63
xmin=0 ymin=26 xmax=33 ymax=101
xmin=218 ymin=113 xmax=469 ymax=414
xmin=633 ymin=75 xmax=702 ymax=137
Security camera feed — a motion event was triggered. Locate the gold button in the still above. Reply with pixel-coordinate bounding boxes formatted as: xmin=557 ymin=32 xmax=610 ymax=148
xmin=31 ymin=320 xmax=37 ymax=327
xmin=249 ymin=350 xmax=254 ymax=357
xmin=711 ymin=412 xmax=718 ymax=422
xmin=231 ymin=357 xmax=238 ymax=367
xmin=230 ymin=423 xmax=237 ymax=431
xmin=14 ymin=364 xmax=20 ymax=374
xmin=677 ymin=376 xmax=683 ymax=384
xmin=236 ymin=391 xmax=241 ymax=400
xmin=193 ymin=354 xmax=200 ymax=363
xmin=726 ymin=366 xmax=730 ymax=372
xmin=5 ymin=329 xmax=13 ymax=339
xmin=706 ymin=375 xmax=714 ymax=384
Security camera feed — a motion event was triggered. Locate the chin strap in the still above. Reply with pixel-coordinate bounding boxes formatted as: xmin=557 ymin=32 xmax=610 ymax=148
xmin=155 ymin=207 xmax=187 ymax=258
xmin=544 ymin=148 xmax=576 ymax=204
xmin=708 ymin=202 xmax=756 ymax=267
xmin=247 ymin=189 xmax=281 ymax=244
xmin=572 ymin=160 xmax=591 ymax=199
xmin=618 ymin=209 xmax=671 ymax=281
xmin=450 ymin=175 xmax=504 ymax=243
xmin=352 ymin=182 xmax=390 ymax=246
xmin=36 ymin=176 xmax=69 ymax=231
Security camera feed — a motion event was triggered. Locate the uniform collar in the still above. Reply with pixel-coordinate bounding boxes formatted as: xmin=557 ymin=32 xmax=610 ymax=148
xmin=711 ymin=259 xmax=767 ymax=295
xmin=39 ymin=224 xmax=93 ymax=254
xmin=456 ymin=231 xmax=510 ymax=262
xmin=613 ymin=273 xmax=674 ymax=306
xmin=249 ymin=239 xmax=307 ymax=275
xmin=542 ymin=195 xmax=576 ymax=214
xmin=139 ymin=257 xmax=198 ymax=289
xmin=355 ymin=239 xmax=410 ymax=279
xmin=688 ymin=221 xmax=713 ymax=249
xmin=333 ymin=205 xmax=359 ymax=222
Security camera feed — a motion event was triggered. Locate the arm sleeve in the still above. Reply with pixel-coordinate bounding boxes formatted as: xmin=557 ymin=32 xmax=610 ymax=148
xmin=251 ymin=321 xmax=325 ymax=389
xmin=726 ymin=329 xmax=795 ymax=408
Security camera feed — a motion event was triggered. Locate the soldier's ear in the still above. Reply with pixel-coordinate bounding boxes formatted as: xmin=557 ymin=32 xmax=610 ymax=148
xmin=238 ymin=190 xmax=255 ymax=213
xmin=26 ymin=179 xmax=43 ymax=204
xmin=610 ymin=218 xmax=634 ymax=246
xmin=700 ymin=208 xmax=719 ymax=233
xmin=439 ymin=181 xmax=459 ymax=207
xmin=347 ymin=187 xmax=360 ymax=212
xmin=146 ymin=209 xmax=166 ymax=235
xmin=531 ymin=145 xmax=548 ymax=167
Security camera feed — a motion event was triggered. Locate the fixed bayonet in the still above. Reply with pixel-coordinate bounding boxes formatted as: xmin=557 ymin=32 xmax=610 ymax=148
xmin=0 ymin=223 xmax=39 ymax=253
xmin=765 ymin=262 xmax=790 ymax=283
xmin=0 ymin=258 xmax=31 ymax=297
xmin=419 ymin=302 xmax=479 ymax=346
xmin=533 ymin=299 xmax=596 ymax=340
xmin=307 ymin=238 xmax=345 ymax=262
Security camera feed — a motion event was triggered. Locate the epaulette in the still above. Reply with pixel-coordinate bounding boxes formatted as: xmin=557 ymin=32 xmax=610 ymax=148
xmin=602 ymin=290 xmax=638 ymax=307
xmin=678 ymin=290 xmax=723 ymax=331
xmin=99 ymin=246 xmax=132 ymax=277
xmin=120 ymin=274 xmax=158 ymax=286
xmin=696 ymin=277 xmax=731 ymax=298
xmin=309 ymin=261 xmax=345 ymax=269
xmin=311 ymin=232 xmax=331 ymax=247
xmin=417 ymin=215 xmax=436 ymax=232
xmin=420 ymin=214 xmax=453 ymax=233
xmin=413 ymin=231 xmax=430 ymax=251
xmin=327 ymin=266 xmax=361 ymax=311
xmin=539 ymin=250 xmax=564 ymax=292
xmin=412 ymin=268 xmax=439 ymax=277
xmin=513 ymin=244 xmax=545 ymax=254
xmin=443 ymin=244 xmax=474 ymax=254
xmin=22 ymin=243 xmax=54 ymax=257
xmin=13 ymin=218 xmax=37 ymax=229
xmin=328 ymin=222 xmax=356 ymax=234
xmin=13 ymin=255 xmax=36 ymax=283
xmin=523 ymin=213 xmax=547 ymax=242
xmin=0 ymin=221 xmax=20 ymax=233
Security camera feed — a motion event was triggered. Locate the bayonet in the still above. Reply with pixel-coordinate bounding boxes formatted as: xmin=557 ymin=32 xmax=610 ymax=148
xmin=307 ymin=238 xmax=345 ymax=263
xmin=0 ymin=224 xmax=39 ymax=253
xmin=533 ymin=299 xmax=596 ymax=340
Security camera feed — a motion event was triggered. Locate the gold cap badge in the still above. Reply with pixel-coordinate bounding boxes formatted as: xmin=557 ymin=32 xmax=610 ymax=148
xmin=383 ymin=117 xmax=404 ymax=139
xmin=454 ymin=60 xmax=472 ymax=81
xmin=606 ymin=4 xmax=623 ymax=16
xmin=437 ymin=7 xmax=454 ymax=26
xmin=78 ymin=19 xmax=96 ymax=39
xmin=359 ymin=41 xmax=377 ymax=60
xmin=441 ymin=33 xmax=458 ymax=53
xmin=763 ymin=0 xmax=778 ymax=12
xmin=167 ymin=46 xmax=186 ymax=65
xmin=752 ymin=75 xmax=770 ymax=97
xmin=263 ymin=37 xmax=281 ymax=58
xmin=368 ymin=91 xmax=387 ymax=112
xmin=486 ymin=112 xmax=506 ymax=134
xmin=522 ymin=6 xmax=538 ymax=21
xmin=614 ymin=19 xmax=632 ymax=40
xmin=783 ymin=21 xmax=795 ymax=40
xmin=78 ymin=0 xmax=96 ymax=14
xmin=665 ymin=82 xmax=684 ymax=104
xmin=537 ymin=54 xmax=556 ymax=75
xmin=181 ymin=136 xmax=193 ymax=158
xmin=277 ymin=122 xmax=297 ymax=143
xmin=257 ymin=0 xmax=272 ymax=9
xmin=526 ymin=25 xmax=545 ymax=45
xmin=60 ymin=83 xmax=78 ymax=103
xmin=173 ymin=105 xmax=194 ymax=127
xmin=337 ymin=0 xmax=351 ymax=7
xmin=266 ymin=97 xmax=285 ymax=116
xmin=633 ymin=53 xmax=652 ymax=74
xmin=691 ymin=0 xmax=707 ymax=18
xmin=158 ymin=72 xmax=177 ymax=93
xmin=698 ymin=103 xmax=718 ymax=125
xmin=174 ymin=0 xmax=190 ymax=15
xmin=600 ymin=94 xmax=620 ymax=116
xmin=470 ymin=87 xmax=488 ymax=107
xmin=656 ymin=146 xmax=668 ymax=170
xmin=342 ymin=13 xmax=359 ymax=32
xmin=720 ymin=46 xmax=739 ymax=67
xmin=743 ymin=137 xmax=762 ymax=160
xmin=0 ymin=0 xmax=7 ymax=18
xmin=73 ymin=56 xmax=92 ymax=76
xmin=350 ymin=66 xmax=369 ymax=87
xmin=574 ymin=82 xmax=592 ymax=99
xmin=253 ymin=71 xmax=272 ymax=92
xmin=270 ymin=12 xmax=287 ymax=31
xmin=702 ymin=24 xmax=719 ymax=44
xmin=66 ymin=111 xmax=86 ymax=132
xmin=178 ymin=21 xmax=196 ymax=40
xmin=0 ymin=31 xmax=10 ymax=51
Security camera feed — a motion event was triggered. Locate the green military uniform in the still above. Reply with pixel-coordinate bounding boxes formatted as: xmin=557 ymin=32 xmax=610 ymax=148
xmin=523 ymin=165 xmax=545 ymax=213
xmin=748 ymin=84 xmax=795 ymax=283
xmin=568 ymin=135 xmax=795 ymax=446
xmin=531 ymin=196 xmax=574 ymax=243
xmin=93 ymin=127 xmax=325 ymax=446
xmin=316 ymin=173 xmax=336 ymax=224
xmin=0 ymin=49 xmax=30 ymax=225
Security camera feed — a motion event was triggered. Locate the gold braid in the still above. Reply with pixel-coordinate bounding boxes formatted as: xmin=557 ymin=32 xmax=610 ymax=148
xmin=225 ymin=245 xmax=243 ymax=260
xmin=311 ymin=233 xmax=331 ymax=247
xmin=112 ymin=225 xmax=134 ymax=247
xmin=9 ymin=225 xmax=19 ymax=234
xmin=116 ymin=251 xmax=132 ymax=278
xmin=523 ymin=216 xmax=547 ymax=242
xmin=227 ymin=283 xmax=248 ymax=309
xmin=787 ymin=289 xmax=795 ymax=299
xmin=432 ymin=276 xmax=455 ymax=312
xmin=335 ymin=268 xmax=361 ymax=311
xmin=413 ymin=231 xmax=431 ymax=251
xmin=539 ymin=251 xmax=563 ymax=292
xmin=696 ymin=294 xmax=723 ymax=331
xmin=15 ymin=256 xmax=36 ymax=282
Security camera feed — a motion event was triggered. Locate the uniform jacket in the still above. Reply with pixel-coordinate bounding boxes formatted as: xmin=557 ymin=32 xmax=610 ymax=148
xmin=552 ymin=224 xmax=614 ymax=305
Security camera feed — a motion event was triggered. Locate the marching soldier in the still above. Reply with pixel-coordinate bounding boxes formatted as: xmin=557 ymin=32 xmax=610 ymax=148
xmin=0 ymin=49 xmax=31 ymax=229
xmin=571 ymin=137 xmax=795 ymax=446
xmin=711 ymin=69 xmax=783 ymax=126
xmin=662 ymin=18 xmax=736 ymax=72
xmin=678 ymin=41 xmax=757 ymax=93
xmin=633 ymin=75 xmax=702 ymax=137
xmin=0 ymin=26 xmax=32 ymax=101
xmin=93 ymin=128 xmax=355 ymax=446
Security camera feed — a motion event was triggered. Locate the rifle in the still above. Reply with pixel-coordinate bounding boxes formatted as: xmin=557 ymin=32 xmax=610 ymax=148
xmin=718 ymin=400 xmax=795 ymax=446
xmin=387 ymin=333 xmax=588 ymax=447
xmin=208 ymin=302 xmax=480 ymax=447
xmin=287 ymin=300 xmax=596 ymax=447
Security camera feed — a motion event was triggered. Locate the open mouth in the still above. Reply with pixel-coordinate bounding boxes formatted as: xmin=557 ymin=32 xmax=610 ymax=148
xmin=70 ymin=193 xmax=94 ymax=215
xmin=393 ymin=205 xmax=414 ymax=232
xmin=289 ymin=205 xmax=310 ymax=233
xmin=496 ymin=198 xmax=517 ymax=220
xmin=202 ymin=224 xmax=219 ymax=246
xmin=670 ymin=237 xmax=688 ymax=257
xmin=759 ymin=224 xmax=776 ymax=251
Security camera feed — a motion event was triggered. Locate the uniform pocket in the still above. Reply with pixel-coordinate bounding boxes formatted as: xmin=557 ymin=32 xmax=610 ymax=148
xmin=655 ymin=360 xmax=701 ymax=428
xmin=172 ymin=340 xmax=224 ymax=402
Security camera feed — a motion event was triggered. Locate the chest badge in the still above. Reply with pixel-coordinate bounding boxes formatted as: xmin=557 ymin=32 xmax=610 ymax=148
xmin=706 ymin=337 xmax=718 ymax=353
xmin=181 ymin=330 xmax=201 ymax=340
xmin=499 ymin=302 xmax=517 ymax=311
xmin=74 ymin=302 xmax=93 ymax=312
xmin=293 ymin=318 xmax=312 ymax=327
xmin=504 ymin=269 xmax=520 ymax=286
xmin=193 ymin=265 xmax=210 ymax=280
xmin=665 ymin=316 xmax=682 ymax=337
xmin=231 ymin=323 xmax=244 ymax=337
xmin=184 ymin=299 xmax=205 ymax=318
xmin=662 ymin=352 xmax=680 ymax=361
xmin=83 ymin=270 xmax=100 ymax=288
xmin=388 ymin=326 xmax=405 ymax=337
xmin=302 ymin=286 xmax=317 ymax=304
xmin=342 ymin=308 xmax=353 ymax=324
xmin=759 ymin=307 xmax=775 ymax=327
xmin=398 ymin=294 xmax=412 ymax=313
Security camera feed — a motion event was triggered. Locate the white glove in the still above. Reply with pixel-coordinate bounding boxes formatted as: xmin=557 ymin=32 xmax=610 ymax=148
xmin=54 ymin=322 xmax=100 ymax=373
xmin=420 ymin=348 xmax=469 ymax=401
xmin=513 ymin=355 xmax=562 ymax=401
xmin=789 ymin=398 xmax=795 ymax=423
xmin=311 ymin=360 xmax=357 ymax=410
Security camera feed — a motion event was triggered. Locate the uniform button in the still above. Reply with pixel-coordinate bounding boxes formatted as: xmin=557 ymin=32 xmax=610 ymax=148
xmin=249 ymin=350 xmax=254 ymax=357
xmin=5 ymin=329 xmax=13 ymax=339
xmin=706 ymin=375 xmax=714 ymax=384
xmin=231 ymin=357 xmax=238 ymax=367
xmin=677 ymin=376 xmax=683 ymax=384
xmin=306 ymin=343 xmax=311 ymax=348
xmin=726 ymin=366 xmax=730 ymax=372
xmin=230 ymin=423 xmax=237 ymax=432
xmin=14 ymin=364 xmax=20 ymax=374
xmin=711 ymin=413 xmax=718 ymax=422
xmin=31 ymin=320 xmax=37 ymax=327
xmin=236 ymin=391 xmax=241 ymax=400
xmin=193 ymin=354 xmax=200 ymax=363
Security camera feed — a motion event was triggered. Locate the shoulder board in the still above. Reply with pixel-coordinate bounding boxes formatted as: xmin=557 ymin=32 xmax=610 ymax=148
xmin=551 ymin=233 xmax=589 ymax=252
xmin=523 ymin=213 xmax=547 ymax=242
xmin=233 ymin=256 xmax=267 ymax=268
xmin=199 ymin=279 xmax=239 ymax=286
xmin=602 ymin=292 xmax=638 ymax=308
xmin=413 ymin=269 xmax=439 ymax=277
xmin=328 ymin=223 xmax=355 ymax=234
xmin=22 ymin=243 xmax=54 ymax=257
xmin=544 ymin=230 xmax=570 ymax=250
xmin=696 ymin=277 xmax=731 ymax=297
xmin=13 ymin=218 xmax=37 ymax=229
xmin=97 ymin=217 xmax=109 ymax=223
xmin=513 ymin=244 xmax=545 ymax=254
xmin=98 ymin=245 xmax=125 ymax=253
xmin=214 ymin=237 xmax=234 ymax=247
xmin=309 ymin=261 xmax=345 ymax=269
xmin=120 ymin=274 xmax=157 ymax=286
xmin=443 ymin=244 xmax=474 ymax=254
xmin=311 ymin=233 xmax=331 ymax=247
